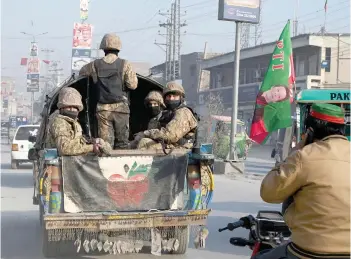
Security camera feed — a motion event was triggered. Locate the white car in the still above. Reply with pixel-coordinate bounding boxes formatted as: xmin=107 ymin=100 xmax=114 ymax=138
xmin=11 ymin=124 xmax=40 ymax=169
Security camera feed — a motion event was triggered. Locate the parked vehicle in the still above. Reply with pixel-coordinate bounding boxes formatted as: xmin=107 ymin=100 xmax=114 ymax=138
xmin=218 ymin=211 xmax=291 ymax=258
xmin=11 ymin=124 xmax=40 ymax=169
xmin=28 ymin=74 xmax=214 ymax=257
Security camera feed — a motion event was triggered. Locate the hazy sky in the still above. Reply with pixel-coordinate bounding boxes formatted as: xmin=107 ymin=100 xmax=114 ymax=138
xmin=1 ymin=0 xmax=350 ymax=93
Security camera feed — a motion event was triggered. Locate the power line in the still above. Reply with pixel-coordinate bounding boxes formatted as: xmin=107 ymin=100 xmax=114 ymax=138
xmin=1 ymin=0 xmax=348 ymax=42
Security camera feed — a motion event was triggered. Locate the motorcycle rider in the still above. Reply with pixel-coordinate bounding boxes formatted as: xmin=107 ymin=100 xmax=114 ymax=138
xmin=79 ymin=33 xmax=138 ymax=149
xmin=256 ymin=103 xmax=350 ymax=259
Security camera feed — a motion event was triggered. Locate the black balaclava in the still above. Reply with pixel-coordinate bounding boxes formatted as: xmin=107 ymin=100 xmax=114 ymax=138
xmin=165 ymin=93 xmax=182 ymax=110
xmin=60 ymin=109 xmax=79 ymax=120
xmin=148 ymin=105 xmax=162 ymax=117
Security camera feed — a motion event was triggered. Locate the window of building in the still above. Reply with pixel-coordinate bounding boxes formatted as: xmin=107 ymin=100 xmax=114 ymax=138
xmin=325 ymin=47 xmax=331 ymax=72
xmin=239 ymin=69 xmax=246 ymax=84
xmin=308 ymin=54 xmax=318 ymax=75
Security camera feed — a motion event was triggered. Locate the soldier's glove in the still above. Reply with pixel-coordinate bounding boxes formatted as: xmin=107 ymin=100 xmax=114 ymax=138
xmin=96 ymin=138 xmax=112 ymax=156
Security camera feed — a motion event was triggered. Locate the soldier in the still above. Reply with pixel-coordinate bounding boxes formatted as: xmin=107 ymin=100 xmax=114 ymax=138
xmin=46 ymin=87 xmax=112 ymax=156
xmin=79 ymin=33 xmax=138 ymax=149
xmin=136 ymin=81 xmax=198 ymax=150
xmin=145 ymin=91 xmax=166 ymax=130
xmin=130 ymin=91 xmax=165 ymax=148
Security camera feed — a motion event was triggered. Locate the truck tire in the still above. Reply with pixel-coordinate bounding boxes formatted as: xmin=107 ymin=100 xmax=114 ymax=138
xmin=170 ymin=226 xmax=189 ymax=255
xmin=42 ymin=227 xmax=76 ymax=257
xmin=11 ymin=160 xmax=18 ymax=169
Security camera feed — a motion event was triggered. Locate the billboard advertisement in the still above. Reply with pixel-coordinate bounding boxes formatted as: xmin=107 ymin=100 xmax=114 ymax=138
xmin=72 ymin=23 xmax=93 ymax=49
xmin=71 ymin=57 xmax=91 ymax=71
xmin=26 ymin=57 xmax=40 ymax=74
xmin=27 ymin=74 xmax=40 ymax=92
xmin=80 ymin=0 xmax=89 ymax=21
xmin=71 ymin=23 xmax=92 ymax=75
xmin=30 ymin=42 xmax=38 ymax=56
xmin=218 ymin=0 xmax=261 ymax=24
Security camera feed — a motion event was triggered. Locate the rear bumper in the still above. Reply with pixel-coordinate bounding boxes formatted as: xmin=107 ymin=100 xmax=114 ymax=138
xmin=11 ymin=151 xmax=29 ymax=161
xmin=44 ymin=209 xmax=211 ymax=230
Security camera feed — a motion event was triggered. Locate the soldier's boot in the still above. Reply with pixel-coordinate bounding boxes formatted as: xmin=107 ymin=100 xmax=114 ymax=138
xmin=114 ymin=141 xmax=130 ymax=150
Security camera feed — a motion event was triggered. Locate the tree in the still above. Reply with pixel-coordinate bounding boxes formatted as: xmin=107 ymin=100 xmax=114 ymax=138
xmin=198 ymin=92 xmax=229 ymax=158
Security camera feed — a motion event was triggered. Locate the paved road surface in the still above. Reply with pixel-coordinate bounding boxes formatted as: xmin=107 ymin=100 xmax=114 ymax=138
xmin=1 ymin=143 xmax=280 ymax=259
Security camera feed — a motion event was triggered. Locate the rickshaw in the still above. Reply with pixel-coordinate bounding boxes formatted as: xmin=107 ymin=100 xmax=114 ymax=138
xmin=296 ymin=88 xmax=350 ymax=142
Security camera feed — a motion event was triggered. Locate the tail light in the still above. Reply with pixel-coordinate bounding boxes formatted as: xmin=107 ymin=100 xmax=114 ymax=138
xmin=12 ymin=144 xmax=19 ymax=151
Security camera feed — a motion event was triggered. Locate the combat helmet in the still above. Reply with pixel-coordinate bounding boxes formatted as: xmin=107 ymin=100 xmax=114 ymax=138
xmin=144 ymin=91 xmax=166 ymax=108
xmin=57 ymin=87 xmax=84 ymax=112
xmin=100 ymin=33 xmax=122 ymax=51
xmin=163 ymin=81 xmax=185 ymax=97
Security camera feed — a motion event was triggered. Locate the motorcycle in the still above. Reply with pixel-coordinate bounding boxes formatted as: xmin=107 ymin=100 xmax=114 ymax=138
xmin=218 ymin=210 xmax=291 ymax=258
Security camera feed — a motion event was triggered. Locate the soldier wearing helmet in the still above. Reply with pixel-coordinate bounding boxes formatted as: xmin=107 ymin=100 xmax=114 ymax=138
xmin=144 ymin=91 xmax=166 ymax=130
xmin=46 ymin=87 xmax=112 ymax=156
xmin=136 ymin=81 xmax=199 ymax=150
xmin=79 ymin=33 xmax=138 ymax=149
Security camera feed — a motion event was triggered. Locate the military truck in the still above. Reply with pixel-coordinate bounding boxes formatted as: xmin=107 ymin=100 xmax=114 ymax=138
xmin=28 ymin=74 xmax=214 ymax=257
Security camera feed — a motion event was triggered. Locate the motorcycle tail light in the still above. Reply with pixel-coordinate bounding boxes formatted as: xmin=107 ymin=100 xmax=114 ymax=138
xmin=251 ymin=242 xmax=261 ymax=256
xmin=12 ymin=144 xmax=18 ymax=151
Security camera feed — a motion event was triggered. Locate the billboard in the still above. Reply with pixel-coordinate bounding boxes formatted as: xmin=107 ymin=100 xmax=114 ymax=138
xmin=218 ymin=0 xmax=261 ymax=24
xmin=30 ymin=42 xmax=38 ymax=56
xmin=71 ymin=57 xmax=91 ymax=71
xmin=27 ymin=74 xmax=40 ymax=92
xmin=72 ymin=23 xmax=93 ymax=49
xmin=80 ymin=0 xmax=89 ymax=21
xmin=27 ymin=57 xmax=40 ymax=74
xmin=71 ymin=23 xmax=92 ymax=75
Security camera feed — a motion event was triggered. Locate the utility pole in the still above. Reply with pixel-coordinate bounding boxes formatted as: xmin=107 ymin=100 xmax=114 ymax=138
xmin=41 ymin=48 xmax=54 ymax=96
xmin=48 ymin=61 xmax=63 ymax=87
xmin=293 ymin=0 xmax=299 ymax=36
xmin=156 ymin=9 xmax=172 ymax=82
xmin=20 ymin=30 xmax=48 ymax=123
xmin=156 ymin=0 xmax=186 ymax=82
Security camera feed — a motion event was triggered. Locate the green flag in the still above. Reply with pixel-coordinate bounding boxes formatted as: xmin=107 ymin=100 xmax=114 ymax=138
xmin=249 ymin=20 xmax=295 ymax=144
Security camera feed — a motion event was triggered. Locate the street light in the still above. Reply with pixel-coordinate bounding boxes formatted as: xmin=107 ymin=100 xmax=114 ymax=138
xmin=20 ymin=31 xmax=48 ymax=42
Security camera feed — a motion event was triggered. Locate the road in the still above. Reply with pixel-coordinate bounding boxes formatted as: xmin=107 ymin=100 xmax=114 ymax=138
xmin=1 ymin=143 xmax=279 ymax=259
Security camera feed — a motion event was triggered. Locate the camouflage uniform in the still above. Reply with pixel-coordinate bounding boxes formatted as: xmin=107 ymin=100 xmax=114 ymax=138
xmin=144 ymin=91 xmax=165 ymax=130
xmin=137 ymin=82 xmax=198 ymax=150
xmin=45 ymin=88 xmax=94 ymax=156
xmin=79 ymin=33 xmax=138 ymax=149
xmin=130 ymin=91 xmax=165 ymax=149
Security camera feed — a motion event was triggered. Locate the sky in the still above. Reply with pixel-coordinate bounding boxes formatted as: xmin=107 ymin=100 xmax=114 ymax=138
xmin=1 ymin=0 xmax=350 ymax=95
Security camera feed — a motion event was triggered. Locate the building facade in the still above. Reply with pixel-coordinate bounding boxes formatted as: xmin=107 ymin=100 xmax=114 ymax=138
xmin=150 ymin=52 xmax=222 ymax=108
xmin=197 ymin=33 xmax=350 ymax=126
